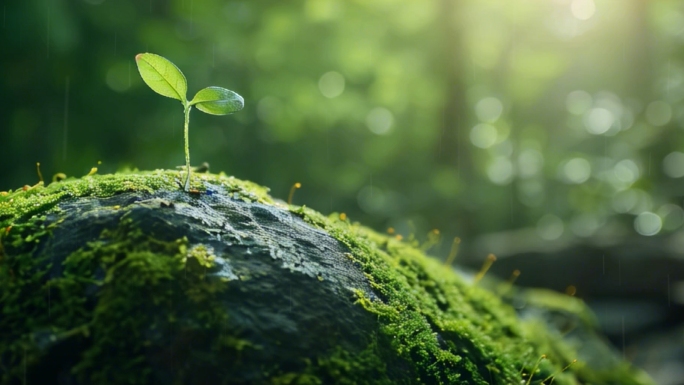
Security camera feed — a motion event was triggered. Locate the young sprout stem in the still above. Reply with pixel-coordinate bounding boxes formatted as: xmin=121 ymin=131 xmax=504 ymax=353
xmin=135 ymin=53 xmax=244 ymax=191
xmin=184 ymin=104 xmax=192 ymax=191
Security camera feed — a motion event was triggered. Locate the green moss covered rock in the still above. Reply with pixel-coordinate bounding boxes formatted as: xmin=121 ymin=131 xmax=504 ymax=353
xmin=0 ymin=171 xmax=654 ymax=385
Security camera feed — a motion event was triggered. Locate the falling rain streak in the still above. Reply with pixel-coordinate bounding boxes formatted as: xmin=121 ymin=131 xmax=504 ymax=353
xmin=668 ymin=274 xmax=671 ymax=307
xmin=618 ymin=260 xmax=621 ymax=286
xmin=668 ymin=60 xmax=671 ymax=97
xmin=621 ymin=316 xmax=625 ymax=360
xmin=63 ymin=77 xmax=70 ymax=160
xmin=46 ymin=0 xmax=50 ymax=58
xmin=457 ymin=114 xmax=461 ymax=180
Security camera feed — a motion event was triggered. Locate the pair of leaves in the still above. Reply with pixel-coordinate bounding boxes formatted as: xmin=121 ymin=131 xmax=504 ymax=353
xmin=135 ymin=53 xmax=244 ymax=115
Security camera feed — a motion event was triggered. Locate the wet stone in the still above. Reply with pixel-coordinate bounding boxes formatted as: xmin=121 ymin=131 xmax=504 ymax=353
xmin=7 ymin=186 xmax=382 ymax=384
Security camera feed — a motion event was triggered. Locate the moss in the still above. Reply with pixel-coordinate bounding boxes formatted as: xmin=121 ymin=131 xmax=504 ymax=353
xmin=0 ymin=169 xmax=272 ymax=226
xmin=0 ymin=171 xmax=654 ymax=385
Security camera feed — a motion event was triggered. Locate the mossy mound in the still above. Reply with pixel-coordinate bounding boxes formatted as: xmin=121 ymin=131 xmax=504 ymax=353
xmin=0 ymin=171 xmax=654 ymax=385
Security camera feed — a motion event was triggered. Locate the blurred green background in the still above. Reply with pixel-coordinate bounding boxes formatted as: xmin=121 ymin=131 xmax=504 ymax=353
xmin=2 ymin=0 xmax=684 ymax=382
xmin=3 ymin=0 xmax=684 ymax=257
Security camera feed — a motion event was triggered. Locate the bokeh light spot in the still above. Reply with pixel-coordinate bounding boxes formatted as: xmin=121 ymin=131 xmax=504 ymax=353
xmin=613 ymin=159 xmax=639 ymax=184
xmin=318 ymin=71 xmax=345 ymax=98
xmin=663 ymin=152 xmax=684 ymax=178
xmin=106 ymin=62 xmax=131 ymax=93
xmin=470 ymin=124 xmax=498 ymax=148
xmin=517 ymin=180 xmax=545 ymax=207
xmin=584 ymin=107 xmax=614 ymax=135
xmin=486 ymin=157 xmax=514 ymax=185
xmin=537 ymin=214 xmax=564 ymax=240
xmin=257 ymin=96 xmax=283 ymax=124
xmin=475 ymin=97 xmax=503 ymax=123
xmin=570 ymin=0 xmax=596 ymax=21
xmin=357 ymin=185 xmax=386 ymax=214
xmin=645 ymin=100 xmax=672 ymax=126
xmin=634 ymin=212 xmax=662 ymax=236
xmin=366 ymin=108 xmax=394 ymax=135
xmin=612 ymin=189 xmax=638 ymax=214
xmin=562 ymin=158 xmax=591 ymax=184
xmin=658 ymin=204 xmax=684 ymax=231
xmin=565 ymin=90 xmax=592 ymax=115
xmin=570 ymin=214 xmax=599 ymax=237
xmin=518 ymin=149 xmax=544 ymax=178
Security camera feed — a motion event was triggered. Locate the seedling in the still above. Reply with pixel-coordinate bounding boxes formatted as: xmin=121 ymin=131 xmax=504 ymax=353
xmin=135 ymin=53 xmax=244 ymax=191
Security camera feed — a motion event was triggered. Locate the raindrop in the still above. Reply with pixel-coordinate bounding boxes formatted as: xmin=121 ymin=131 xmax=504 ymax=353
xmin=475 ymin=97 xmax=503 ymax=123
xmin=536 ymin=214 xmax=564 ymax=240
xmin=366 ymin=108 xmax=394 ymax=135
xmin=470 ymin=124 xmax=498 ymax=149
xmin=318 ymin=71 xmax=345 ymax=98
xmin=634 ymin=212 xmax=662 ymax=236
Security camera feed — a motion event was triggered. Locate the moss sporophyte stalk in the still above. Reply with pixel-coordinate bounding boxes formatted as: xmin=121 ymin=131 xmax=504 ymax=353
xmin=135 ymin=53 xmax=244 ymax=192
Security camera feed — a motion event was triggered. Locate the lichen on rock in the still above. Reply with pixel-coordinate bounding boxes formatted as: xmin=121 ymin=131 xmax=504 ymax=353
xmin=0 ymin=170 xmax=655 ymax=384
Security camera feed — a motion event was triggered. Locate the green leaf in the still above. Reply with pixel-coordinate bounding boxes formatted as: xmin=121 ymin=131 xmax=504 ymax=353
xmin=189 ymin=86 xmax=244 ymax=115
xmin=135 ymin=53 xmax=187 ymax=103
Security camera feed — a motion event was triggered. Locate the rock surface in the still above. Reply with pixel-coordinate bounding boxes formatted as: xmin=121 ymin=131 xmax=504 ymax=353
xmin=0 ymin=171 xmax=656 ymax=384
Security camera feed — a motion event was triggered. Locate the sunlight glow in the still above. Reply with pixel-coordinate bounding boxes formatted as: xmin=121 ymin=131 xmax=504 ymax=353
xmin=570 ymin=0 xmax=596 ymax=21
